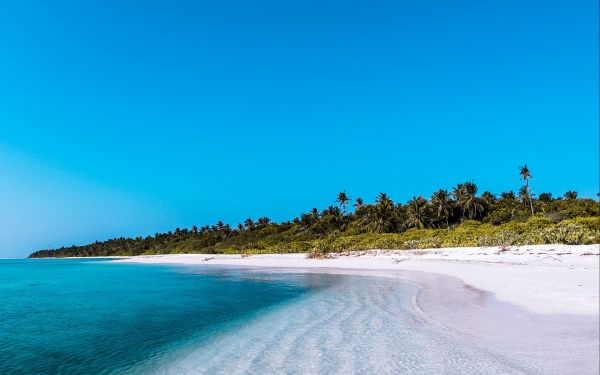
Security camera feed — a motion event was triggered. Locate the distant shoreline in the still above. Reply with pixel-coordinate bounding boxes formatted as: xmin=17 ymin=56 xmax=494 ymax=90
xmin=109 ymin=243 xmax=600 ymax=316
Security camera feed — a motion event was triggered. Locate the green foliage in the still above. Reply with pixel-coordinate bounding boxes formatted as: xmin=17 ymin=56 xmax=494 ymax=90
xmin=28 ymin=184 xmax=599 ymax=258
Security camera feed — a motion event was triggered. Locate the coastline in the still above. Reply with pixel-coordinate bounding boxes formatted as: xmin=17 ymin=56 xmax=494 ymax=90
xmin=112 ymin=244 xmax=600 ymax=374
xmin=112 ymin=244 xmax=599 ymax=316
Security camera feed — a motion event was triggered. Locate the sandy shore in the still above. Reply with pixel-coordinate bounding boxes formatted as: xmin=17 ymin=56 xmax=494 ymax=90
xmin=113 ymin=244 xmax=599 ymax=316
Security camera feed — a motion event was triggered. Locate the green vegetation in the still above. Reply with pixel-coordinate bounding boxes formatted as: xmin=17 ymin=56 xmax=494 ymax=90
xmin=29 ymin=167 xmax=599 ymax=258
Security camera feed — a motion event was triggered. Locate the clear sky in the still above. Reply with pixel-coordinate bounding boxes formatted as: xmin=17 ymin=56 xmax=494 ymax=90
xmin=1 ymin=0 xmax=598 ymax=257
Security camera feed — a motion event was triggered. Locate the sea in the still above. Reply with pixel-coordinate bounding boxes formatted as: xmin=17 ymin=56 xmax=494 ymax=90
xmin=0 ymin=258 xmax=547 ymax=374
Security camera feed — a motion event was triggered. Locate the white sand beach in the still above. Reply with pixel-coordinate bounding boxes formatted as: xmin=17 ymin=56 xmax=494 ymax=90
xmin=111 ymin=244 xmax=600 ymax=374
xmin=114 ymin=244 xmax=599 ymax=316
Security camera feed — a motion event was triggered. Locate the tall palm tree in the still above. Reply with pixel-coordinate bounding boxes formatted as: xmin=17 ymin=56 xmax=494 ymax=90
xmin=406 ymin=196 xmax=430 ymax=229
xmin=336 ymin=191 xmax=351 ymax=212
xmin=353 ymin=197 xmax=366 ymax=219
xmin=430 ymin=189 xmax=453 ymax=228
xmin=520 ymin=164 xmax=532 ymax=188
xmin=452 ymin=183 xmax=465 ymax=202
xmin=459 ymin=182 xmax=484 ymax=220
xmin=376 ymin=192 xmax=393 ymax=207
xmin=518 ymin=186 xmax=530 ymax=205
xmin=520 ymin=164 xmax=534 ymax=214
xmin=367 ymin=193 xmax=396 ymax=233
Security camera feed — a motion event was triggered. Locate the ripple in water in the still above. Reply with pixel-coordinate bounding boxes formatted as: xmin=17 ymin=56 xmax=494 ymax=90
xmin=142 ymin=274 xmax=540 ymax=374
xmin=0 ymin=260 xmax=549 ymax=374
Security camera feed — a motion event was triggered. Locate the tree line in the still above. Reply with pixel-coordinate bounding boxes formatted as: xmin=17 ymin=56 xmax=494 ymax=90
xmin=29 ymin=165 xmax=599 ymax=258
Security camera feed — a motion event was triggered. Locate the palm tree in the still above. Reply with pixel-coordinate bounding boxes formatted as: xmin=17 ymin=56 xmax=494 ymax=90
xmin=538 ymin=192 xmax=553 ymax=204
xmin=244 ymin=218 xmax=255 ymax=230
xmin=430 ymin=189 xmax=453 ymax=228
xmin=299 ymin=212 xmax=314 ymax=230
xmin=452 ymin=183 xmax=465 ymax=202
xmin=564 ymin=191 xmax=578 ymax=200
xmin=257 ymin=217 xmax=271 ymax=226
xmin=518 ymin=186 xmax=530 ymax=205
xmin=376 ymin=192 xmax=393 ymax=207
xmin=520 ymin=164 xmax=532 ymax=188
xmin=367 ymin=193 xmax=396 ymax=233
xmin=327 ymin=205 xmax=345 ymax=230
xmin=406 ymin=196 xmax=430 ymax=229
xmin=336 ymin=191 xmax=351 ymax=212
xmin=459 ymin=182 xmax=484 ymax=220
xmin=519 ymin=164 xmax=534 ymax=214
xmin=481 ymin=191 xmax=496 ymax=207
xmin=500 ymin=191 xmax=516 ymax=201
xmin=354 ymin=197 xmax=364 ymax=209
xmin=214 ymin=221 xmax=225 ymax=231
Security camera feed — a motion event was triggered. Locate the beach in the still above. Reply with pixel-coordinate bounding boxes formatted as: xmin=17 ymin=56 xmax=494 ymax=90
xmin=110 ymin=244 xmax=600 ymax=373
xmin=109 ymin=244 xmax=600 ymax=373
xmin=114 ymin=244 xmax=599 ymax=316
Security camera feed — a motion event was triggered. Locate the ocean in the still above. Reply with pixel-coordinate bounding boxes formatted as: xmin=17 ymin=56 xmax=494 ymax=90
xmin=0 ymin=259 xmax=539 ymax=374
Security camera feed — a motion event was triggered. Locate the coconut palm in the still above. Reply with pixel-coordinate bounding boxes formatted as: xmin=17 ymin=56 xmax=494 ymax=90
xmin=257 ymin=217 xmax=271 ymax=227
xmin=376 ymin=192 xmax=393 ymax=207
xmin=354 ymin=197 xmax=364 ymax=209
xmin=452 ymin=183 xmax=465 ymax=202
xmin=430 ymin=189 xmax=453 ymax=228
xmin=336 ymin=191 xmax=351 ymax=212
xmin=500 ymin=191 xmax=516 ymax=201
xmin=459 ymin=182 xmax=484 ymax=220
xmin=519 ymin=164 xmax=534 ymax=214
xmin=481 ymin=191 xmax=497 ymax=207
xmin=520 ymin=164 xmax=532 ymax=187
xmin=214 ymin=221 xmax=225 ymax=231
xmin=299 ymin=212 xmax=314 ymax=230
xmin=538 ymin=192 xmax=553 ymax=204
xmin=518 ymin=186 xmax=530 ymax=205
xmin=367 ymin=193 xmax=396 ymax=233
xmin=406 ymin=196 xmax=430 ymax=229
xmin=244 ymin=218 xmax=254 ymax=230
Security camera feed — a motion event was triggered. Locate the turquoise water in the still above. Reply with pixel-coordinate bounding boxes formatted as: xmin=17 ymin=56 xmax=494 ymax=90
xmin=0 ymin=259 xmax=321 ymax=374
xmin=1 ymin=259 xmax=550 ymax=374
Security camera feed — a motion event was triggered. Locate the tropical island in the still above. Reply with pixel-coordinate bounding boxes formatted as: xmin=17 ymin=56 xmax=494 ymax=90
xmin=29 ymin=166 xmax=599 ymax=258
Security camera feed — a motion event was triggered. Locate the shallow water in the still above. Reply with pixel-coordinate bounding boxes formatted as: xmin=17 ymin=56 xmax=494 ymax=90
xmin=154 ymin=271 xmax=538 ymax=375
xmin=1 ymin=259 xmax=593 ymax=374
xmin=0 ymin=259 xmax=315 ymax=374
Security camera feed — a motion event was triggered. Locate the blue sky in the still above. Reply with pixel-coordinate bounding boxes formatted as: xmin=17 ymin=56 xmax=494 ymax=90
xmin=1 ymin=0 xmax=598 ymax=257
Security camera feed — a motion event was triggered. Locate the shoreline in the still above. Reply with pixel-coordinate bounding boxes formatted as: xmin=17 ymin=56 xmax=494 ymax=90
xmin=115 ymin=248 xmax=599 ymax=374
xmin=111 ymin=244 xmax=599 ymax=316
